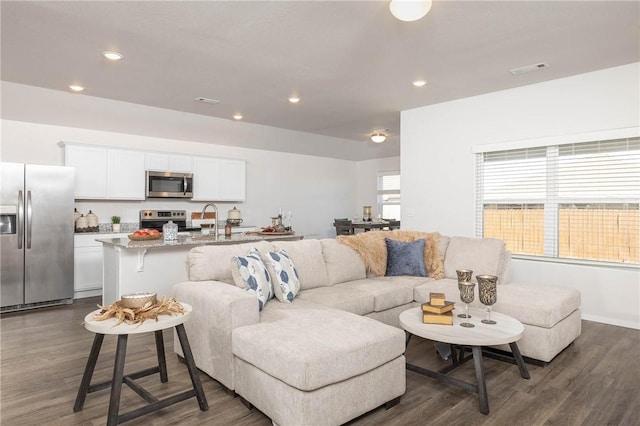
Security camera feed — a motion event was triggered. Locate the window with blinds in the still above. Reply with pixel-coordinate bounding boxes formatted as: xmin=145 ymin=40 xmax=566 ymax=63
xmin=476 ymin=137 xmax=639 ymax=265
xmin=377 ymin=172 xmax=401 ymax=220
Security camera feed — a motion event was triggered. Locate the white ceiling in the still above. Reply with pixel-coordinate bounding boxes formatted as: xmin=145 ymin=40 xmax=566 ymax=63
xmin=1 ymin=1 xmax=639 ymax=160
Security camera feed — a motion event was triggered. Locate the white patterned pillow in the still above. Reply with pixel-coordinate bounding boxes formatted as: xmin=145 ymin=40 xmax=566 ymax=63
xmin=266 ymin=249 xmax=300 ymax=303
xmin=230 ymin=248 xmax=273 ymax=311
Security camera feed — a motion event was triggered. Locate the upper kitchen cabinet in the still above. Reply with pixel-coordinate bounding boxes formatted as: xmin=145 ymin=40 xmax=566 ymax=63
xmin=64 ymin=144 xmax=145 ymax=200
xmin=145 ymin=153 xmax=193 ymax=173
xmin=64 ymin=144 xmax=108 ymax=198
xmin=192 ymin=157 xmax=246 ymax=201
xmin=107 ymin=149 xmax=145 ymax=199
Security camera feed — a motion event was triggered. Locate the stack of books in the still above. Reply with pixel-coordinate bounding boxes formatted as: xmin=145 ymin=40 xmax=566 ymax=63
xmin=422 ymin=292 xmax=455 ymax=325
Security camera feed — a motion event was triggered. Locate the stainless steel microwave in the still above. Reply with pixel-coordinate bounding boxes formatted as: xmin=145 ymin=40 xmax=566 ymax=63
xmin=146 ymin=171 xmax=193 ymax=198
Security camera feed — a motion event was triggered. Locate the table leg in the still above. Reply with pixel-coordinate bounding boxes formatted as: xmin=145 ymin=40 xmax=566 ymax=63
xmin=154 ymin=330 xmax=168 ymax=383
xmin=509 ymin=342 xmax=531 ymax=379
xmin=74 ymin=333 xmax=104 ymax=412
xmin=471 ymin=346 xmax=489 ymax=415
xmin=175 ymin=324 xmax=208 ymax=411
xmin=107 ymin=334 xmax=128 ymax=426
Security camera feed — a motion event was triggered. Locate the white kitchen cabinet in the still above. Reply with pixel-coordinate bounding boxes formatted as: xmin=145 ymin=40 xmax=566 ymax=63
xmin=64 ymin=144 xmax=145 ymax=200
xmin=192 ymin=157 xmax=245 ymax=201
xmin=74 ymin=233 xmax=128 ymax=299
xmin=107 ymin=149 xmax=145 ymax=199
xmin=218 ymin=159 xmax=246 ymax=201
xmin=145 ymin=153 xmax=193 ymax=173
xmin=65 ymin=145 xmax=108 ymax=198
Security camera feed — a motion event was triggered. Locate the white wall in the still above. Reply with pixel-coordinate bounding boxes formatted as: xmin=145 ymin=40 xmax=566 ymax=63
xmin=1 ymin=119 xmax=359 ymax=238
xmin=401 ymin=63 xmax=640 ymax=329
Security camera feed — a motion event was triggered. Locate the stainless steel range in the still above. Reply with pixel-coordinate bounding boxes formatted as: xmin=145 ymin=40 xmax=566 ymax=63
xmin=139 ymin=209 xmax=187 ymax=232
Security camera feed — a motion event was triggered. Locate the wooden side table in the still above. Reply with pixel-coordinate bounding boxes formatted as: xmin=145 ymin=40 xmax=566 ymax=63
xmin=73 ymin=303 xmax=208 ymax=425
xmin=399 ymin=307 xmax=530 ymax=415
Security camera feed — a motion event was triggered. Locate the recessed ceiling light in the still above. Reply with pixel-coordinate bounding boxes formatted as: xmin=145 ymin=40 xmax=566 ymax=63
xmin=413 ymin=80 xmax=427 ymax=87
xmin=288 ymin=96 xmax=300 ymax=104
xmin=102 ymin=51 xmax=123 ymax=61
xmin=233 ymin=114 xmax=243 ymax=120
xmin=68 ymin=84 xmax=84 ymax=92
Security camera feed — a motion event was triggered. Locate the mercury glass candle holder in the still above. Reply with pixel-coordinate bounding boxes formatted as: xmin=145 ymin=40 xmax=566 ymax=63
xmin=458 ymin=281 xmax=475 ymax=328
xmin=477 ymin=275 xmax=498 ymax=324
xmin=456 ymin=269 xmax=473 ymax=284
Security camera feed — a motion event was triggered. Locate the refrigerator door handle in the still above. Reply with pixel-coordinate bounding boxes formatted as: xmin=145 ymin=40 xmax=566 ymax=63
xmin=17 ymin=190 xmax=24 ymax=249
xmin=26 ymin=190 xmax=32 ymax=249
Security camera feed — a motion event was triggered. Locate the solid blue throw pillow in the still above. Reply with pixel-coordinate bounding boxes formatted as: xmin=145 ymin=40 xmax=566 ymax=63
xmin=385 ymin=238 xmax=427 ymax=277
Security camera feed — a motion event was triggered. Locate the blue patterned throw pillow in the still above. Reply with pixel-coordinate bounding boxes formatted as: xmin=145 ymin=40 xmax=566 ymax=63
xmin=231 ymin=248 xmax=273 ymax=311
xmin=266 ymin=249 xmax=300 ymax=303
xmin=385 ymin=238 xmax=427 ymax=277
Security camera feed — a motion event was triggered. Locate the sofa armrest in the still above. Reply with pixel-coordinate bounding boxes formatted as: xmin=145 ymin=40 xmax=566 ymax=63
xmin=173 ymin=280 xmax=259 ymax=390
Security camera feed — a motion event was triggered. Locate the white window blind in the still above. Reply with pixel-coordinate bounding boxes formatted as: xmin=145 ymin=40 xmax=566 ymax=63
xmin=377 ymin=172 xmax=401 ymax=220
xmin=476 ymin=137 xmax=640 ymax=265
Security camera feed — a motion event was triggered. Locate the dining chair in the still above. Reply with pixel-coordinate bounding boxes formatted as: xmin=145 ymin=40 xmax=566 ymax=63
xmin=333 ymin=218 xmax=354 ymax=235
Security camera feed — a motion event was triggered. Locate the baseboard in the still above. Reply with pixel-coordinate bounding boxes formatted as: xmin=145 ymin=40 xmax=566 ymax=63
xmin=581 ymin=314 xmax=640 ymax=330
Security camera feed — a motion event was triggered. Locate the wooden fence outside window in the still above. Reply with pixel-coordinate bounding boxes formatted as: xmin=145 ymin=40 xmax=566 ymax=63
xmin=483 ymin=208 xmax=639 ymax=264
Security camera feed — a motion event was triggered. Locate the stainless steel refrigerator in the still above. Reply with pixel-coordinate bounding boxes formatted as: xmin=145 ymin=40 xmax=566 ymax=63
xmin=1 ymin=163 xmax=74 ymax=311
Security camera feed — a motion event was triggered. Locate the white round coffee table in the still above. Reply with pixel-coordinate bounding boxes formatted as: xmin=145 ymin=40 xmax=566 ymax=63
xmin=399 ymin=306 xmax=530 ymax=415
xmin=74 ymin=303 xmax=208 ymax=425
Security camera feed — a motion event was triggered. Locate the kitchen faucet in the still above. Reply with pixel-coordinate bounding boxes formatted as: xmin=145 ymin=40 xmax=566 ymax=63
xmin=201 ymin=203 xmax=219 ymax=240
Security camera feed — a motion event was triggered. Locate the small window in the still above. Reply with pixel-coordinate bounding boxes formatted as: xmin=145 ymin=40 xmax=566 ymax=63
xmin=377 ymin=172 xmax=401 ymax=220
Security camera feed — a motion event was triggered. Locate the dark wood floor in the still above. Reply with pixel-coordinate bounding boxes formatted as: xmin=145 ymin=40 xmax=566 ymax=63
xmin=1 ymin=297 xmax=638 ymax=426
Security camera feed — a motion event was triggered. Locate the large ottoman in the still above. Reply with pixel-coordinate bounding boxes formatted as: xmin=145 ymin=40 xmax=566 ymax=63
xmin=232 ymin=300 xmax=406 ymax=426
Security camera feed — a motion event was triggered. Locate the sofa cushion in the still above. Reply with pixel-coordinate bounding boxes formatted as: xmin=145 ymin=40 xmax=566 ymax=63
xmin=339 ymin=278 xmax=417 ymax=312
xmin=337 ymin=230 xmax=444 ymax=279
xmin=320 ymin=239 xmax=366 ymax=285
xmin=265 ymin=249 xmax=300 ymax=303
xmin=443 ymin=237 xmax=508 ymax=284
xmin=296 ymin=286 xmax=374 ymax=315
xmin=188 ymin=241 xmax=275 ymax=283
xmin=230 ymin=248 xmax=273 ymax=311
xmin=272 ymin=240 xmax=329 ymax=290
xmin=385 ymin=238 xmax=427 ymax=277
xmin=232 ymin=307 xmax=405 ymax=391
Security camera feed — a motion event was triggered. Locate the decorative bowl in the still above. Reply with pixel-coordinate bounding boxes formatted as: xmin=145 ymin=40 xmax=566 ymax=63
xmin=120 ymin=292 xmax=157 ymax=309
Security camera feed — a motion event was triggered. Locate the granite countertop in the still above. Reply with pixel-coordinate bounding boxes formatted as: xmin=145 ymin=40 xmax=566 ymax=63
xmin=96 ymin=232 xmax=302 ymax=249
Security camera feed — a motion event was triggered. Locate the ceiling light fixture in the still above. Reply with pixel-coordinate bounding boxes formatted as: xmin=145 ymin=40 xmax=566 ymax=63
xmin=413 ymin=79 xmax=427 ymax=87
xmin=68 ymin=84 xmax=84 ymax=92
xmin=389 ymin=0 xmax=432 ymax=22
xmin=288 ymin=96 xmax=300 ymax=104
xmin=233 ymin=114 xmax=243 ymax=120
xmin=102 ymin=51 xmax=123 ymax=61
xmin=371 ymin=131 xmax=387 ymax=143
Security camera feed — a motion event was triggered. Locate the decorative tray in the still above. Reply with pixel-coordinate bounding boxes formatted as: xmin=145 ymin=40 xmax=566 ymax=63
xmin=128 ymin=233 xmax=163 ymax=241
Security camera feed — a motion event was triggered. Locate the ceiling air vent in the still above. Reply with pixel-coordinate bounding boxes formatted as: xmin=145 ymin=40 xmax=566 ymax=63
xmin=509 ymin=62 xmax=550 ymax=75
xmin=194 ymin=97 xmax=220 ymax=104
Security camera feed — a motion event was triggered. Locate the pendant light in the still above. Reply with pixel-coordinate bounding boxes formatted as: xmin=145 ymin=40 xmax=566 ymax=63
xmin=389 ymin=0 xmax=432 ymax=22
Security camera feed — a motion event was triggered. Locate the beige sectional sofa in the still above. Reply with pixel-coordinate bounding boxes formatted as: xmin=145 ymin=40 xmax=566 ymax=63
xmin=173 ymin=234 xmax=581 ymax=426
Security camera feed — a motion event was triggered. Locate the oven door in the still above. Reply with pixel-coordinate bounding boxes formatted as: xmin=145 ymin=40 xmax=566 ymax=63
xmin=146 ymin=171 xmax=193 ymax=198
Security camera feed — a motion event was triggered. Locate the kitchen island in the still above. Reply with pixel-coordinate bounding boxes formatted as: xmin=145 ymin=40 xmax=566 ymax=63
xmin=97 ymin=233 xmax=302 ymax=304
